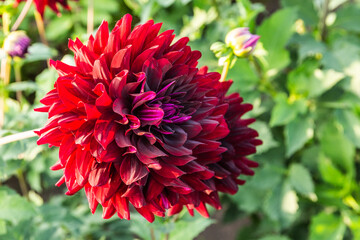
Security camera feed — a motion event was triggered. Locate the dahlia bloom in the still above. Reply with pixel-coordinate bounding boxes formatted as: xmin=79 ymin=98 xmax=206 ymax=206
xmin=225 ymin=27 xmax=260 ymax=57
xmin=36 ymin=14 xmax=261 ymax=222
xmin=3 ymin=31 xmax=31 ymax=58
xmin=14 ymin=0 xmax=76 ymax=17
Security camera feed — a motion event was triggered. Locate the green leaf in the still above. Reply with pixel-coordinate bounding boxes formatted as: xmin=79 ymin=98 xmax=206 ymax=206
xmin=333 ymin=4 xmax=360 ymax=32
xmin=0 ymin=187 xmax=36 ymax=224
xmin=259 ymin=235 xmax=291 ymax=240
xmin=288 ymin=163 xmax=315 ymax=198
xmin=309 ymin=69 xmax=345 ymax=98
xmin=156 ymin=0 xmax=176 ymax=7
xmin=7 ymin=81 xmax=39 ymax=93
xmin=169 ymin=216 xmax=214 ymax=240
xmin=263 ymin=185 xmax=283 ymax=221
xmin=280 ymin=0 xmax=318 ymax=26
xmin=24 ymin=43 xmax=57 ymax=63
xmin=257 ymin=8 xmax=297 ymax=73
xmin=287 ymin=60 xmax=344 ymax=98
xmin=343 ymin=211 xmax=360 ymax=240
xmin=335 ymin=109 xmax=360 ymax=148
xmin=319 ymin=120 xmax=355 ymax=173
xmin=270 ymin=94 xmax=307 ymax=127
xmin=309 ymin=212 xmax=346 ymax=240
xmin=252 ymin=121 xmax=278 ymax=154
xmin=285 ymin=116 xmax=314 ymax=157
xmin=231 ymin=164 xmax=283 ymax=213
xmin=293 ymin=34 xmax=326 ymax=62
xmin=318 ymin=153 xmax=345 ymax=187
xmin=45 ymin=16 xmax=73 ymax=41
xmin=263 ymin=180 xmax=299 ymax=227
xmin=0 ymin=219 xmax=6 ymax=235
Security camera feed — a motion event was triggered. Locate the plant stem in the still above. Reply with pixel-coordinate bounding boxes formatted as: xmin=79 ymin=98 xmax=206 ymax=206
xmin=220 ymin=59 xmax=230 ymax=82
xmin=17 ymin=169 xmax=29 ymax=198
xmin=150 ymin=228 xmax=156 ymax=240
xmin=0 ymin=128 xmax=39 ymax=146
xmin=87 ymin=0 xmax=94 ymax=35
xmin=14 ymin=58 xmax=23 ymax=102
xmin=0 ymin=56 xmax=12 ymax=129
xmin=2 ymin=12 xmax=11 ymax=34
xmin=320 ymin=0 xmax=330 ymax=41
xmin=34 ymin=11 xmax=48 ymax=45
xmin=249 ymin=55 xmax=277 ymax=97
xmin=11 ymin=0 xmax=33 ymax=31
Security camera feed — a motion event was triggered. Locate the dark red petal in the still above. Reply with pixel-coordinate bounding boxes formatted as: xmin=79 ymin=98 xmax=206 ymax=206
xmin=88 ymin=162 xmax=111 ymax=187
xmin=120 ymin=156 xmax=149 ymax=185
xmin=94 ymin=116 xmax=118 ymax=149
xmin=135 ymin=207 xmax=155 ymax=223
xmin=111 ymin=46 xmax=132 ymax=75
xmin=93 ymin=21 xmax=109 ymax=55
xmin=113 ymin=193 xmax=130 ymax=220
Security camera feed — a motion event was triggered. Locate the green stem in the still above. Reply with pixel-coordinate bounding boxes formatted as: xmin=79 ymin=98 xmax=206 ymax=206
xmin=11 ymin=0 xmax=33 ymax=31
xmin=2 ymin=12 xmax=11 ymax=34
xmin=0 ymin=56 xmax=11 ymax=129
xmin=87 ymin=0 xmax=94 ymax=35
xmin=249 ymin=55 xmax=277 ymax=97
xmin=0 ymin=128 xmax=39 ymax=146
xmin=17 ymin=169 xmax=29 ymax=199
xmin=34 ymin=11 xmax=48 ymax=45
xmin=150 ymin=228 xmax=156 ymax=240
xmin=320 ymin=0 xmax=330 ymax=41
xmin=14 ymin=58 xmax=23 ymax=102
xmin=220 ymin=59 xmax=230 ymax=82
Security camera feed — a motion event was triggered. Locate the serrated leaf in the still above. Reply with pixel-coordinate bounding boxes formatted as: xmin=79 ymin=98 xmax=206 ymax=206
xmin=288 ymin=163 xmax=315 ymax=197
xmin=318 ymin=153 xmax=345 ymax=187
xmin=319 ymin=120 xmax=355 ymax=173
xmin=285 ymin=117 xmax=314 ymax=157
xmin=335 ymin=109 xmax=360 ymax=148
xmin=333 ymin=4 xmax=360 ymax=32
xmin=263 ymin=181 xmax=298 ymax=227
xmin=287 ymin=60 xmax=344 ymax=98
xmin=309 ymin=69 xmax=344 ymax=97
xmin=309 ymin=212 xmax=346 ymax=240
xmin=252 ymin=121 xmax=278 ymax=154
xmin=270 ymin=94 xmax=307 ymax=127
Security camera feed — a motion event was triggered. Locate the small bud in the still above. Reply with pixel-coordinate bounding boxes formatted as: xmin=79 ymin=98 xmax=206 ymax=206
xmin=3 ymin=31 xmax=31 ymax=58
xmin=225 ymin=28 xmax=260 ymax=57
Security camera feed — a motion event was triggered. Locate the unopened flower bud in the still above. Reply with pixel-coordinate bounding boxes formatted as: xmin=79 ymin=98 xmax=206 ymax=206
xmin=225 ymin=28 xmax=260 ymax=57
xmin=3 ymin=31 xmax=31 ymax=58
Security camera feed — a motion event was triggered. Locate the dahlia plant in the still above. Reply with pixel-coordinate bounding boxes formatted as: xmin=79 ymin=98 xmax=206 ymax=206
xmin=35 ymin=14 xmax=261 ymax=222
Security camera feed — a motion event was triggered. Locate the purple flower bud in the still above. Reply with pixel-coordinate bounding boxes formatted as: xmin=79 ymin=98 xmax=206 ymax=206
xmin=225 ymin=28 xmax=260 ymax=57
xmin=3 ymin=31 xmax=31 ymax=58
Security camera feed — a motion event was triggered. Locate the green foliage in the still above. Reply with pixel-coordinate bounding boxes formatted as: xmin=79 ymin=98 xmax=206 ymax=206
xmin=1 ymin=0 xmax=360 ymax=239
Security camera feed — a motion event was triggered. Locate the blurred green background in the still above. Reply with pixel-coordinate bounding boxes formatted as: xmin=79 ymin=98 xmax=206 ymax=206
xmin=1 ymin=0 xmax=360 ymax=239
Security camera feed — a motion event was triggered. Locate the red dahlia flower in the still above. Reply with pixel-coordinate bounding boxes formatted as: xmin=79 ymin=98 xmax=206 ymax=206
xmin=14 ymin=0 xmax=76 ymax=17
xmin=36 ymin=14 xmax=262 ymax=222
